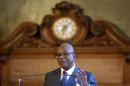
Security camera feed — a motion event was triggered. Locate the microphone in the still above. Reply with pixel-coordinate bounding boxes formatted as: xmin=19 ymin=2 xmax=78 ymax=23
xmin=18 ymin=73 xmax=46 ymax=86
xmin=17 ymin=73 xmax=76 ymax=86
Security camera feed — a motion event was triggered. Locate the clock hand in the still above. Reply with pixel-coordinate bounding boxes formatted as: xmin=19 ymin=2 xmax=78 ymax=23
xmin=62 ymin=25 xmax=68 ymax=32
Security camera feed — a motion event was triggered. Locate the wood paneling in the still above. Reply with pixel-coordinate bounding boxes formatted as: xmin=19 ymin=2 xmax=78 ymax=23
xmin=125 ymin=62 xmax=130 ymax=84
xmin=0 ymin=48 xmax=126 ymax=86
xmin=76 ymin=54 xmax=124 ymax=84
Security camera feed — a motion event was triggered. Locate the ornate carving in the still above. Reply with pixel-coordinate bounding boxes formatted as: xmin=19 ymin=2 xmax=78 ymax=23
xmin=52 ymin=1 xmax=84 ymax=17
xmin=24 ymin=23 xmax=38 ymax=36
xmin=15 ymin=22 xmax=51 ymax=48
xmin=40 ymin=1 xmax=88 ymax=46
xmin=91 ymin=21 xmax=105 ymax=36
xmin=0 ymin=1 xmax=130 ymax=48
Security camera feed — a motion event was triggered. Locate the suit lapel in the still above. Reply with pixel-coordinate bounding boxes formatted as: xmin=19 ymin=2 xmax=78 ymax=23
xmin=52 ymin=68 xmax=61 ymax=86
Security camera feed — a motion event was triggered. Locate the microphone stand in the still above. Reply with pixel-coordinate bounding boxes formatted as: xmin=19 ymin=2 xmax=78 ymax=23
xmin=18 ymin=78 xmax=21 ymax=86
xmin=18 ymin=73 xmax=46 ymax=86
xmin=17 ymin=73 xmax=76 ymax=86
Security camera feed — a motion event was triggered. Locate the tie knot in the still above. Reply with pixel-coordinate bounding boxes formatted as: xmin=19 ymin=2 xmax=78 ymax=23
xmin=63 ymin=71 xmax=67 ymax=75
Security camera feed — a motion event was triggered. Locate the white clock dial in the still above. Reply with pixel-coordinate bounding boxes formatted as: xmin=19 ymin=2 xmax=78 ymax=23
xmin=52 ymin=17 xmax=77 ymax=40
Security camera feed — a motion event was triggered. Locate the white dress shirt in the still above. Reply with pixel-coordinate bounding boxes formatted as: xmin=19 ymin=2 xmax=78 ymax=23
xmin=60 ymin=63 xmax=76 ymax=81
xmin=60 ymin=63 xmax=90 ymax=86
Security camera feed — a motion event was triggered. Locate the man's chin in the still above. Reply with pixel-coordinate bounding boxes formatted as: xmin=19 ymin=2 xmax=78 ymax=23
xmin=60 ymin=64 xmax=67 ymax=68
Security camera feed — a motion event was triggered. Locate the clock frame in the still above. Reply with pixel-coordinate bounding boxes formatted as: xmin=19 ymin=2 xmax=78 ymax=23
xmin=40 ymin=1 xmax=89 ymax=45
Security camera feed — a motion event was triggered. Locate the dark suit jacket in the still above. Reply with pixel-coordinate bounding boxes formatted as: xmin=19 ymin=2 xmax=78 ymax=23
xmin=44 ymin=66 xmax=96 ymax=86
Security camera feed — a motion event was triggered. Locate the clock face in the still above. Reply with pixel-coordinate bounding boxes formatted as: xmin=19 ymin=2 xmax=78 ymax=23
xmin=52 ymin=17 xmax=77 ymax=40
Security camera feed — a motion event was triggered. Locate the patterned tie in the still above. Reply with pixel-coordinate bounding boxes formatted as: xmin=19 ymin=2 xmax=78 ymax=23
xmin=61 ymin=71 xmax=67 ymax=86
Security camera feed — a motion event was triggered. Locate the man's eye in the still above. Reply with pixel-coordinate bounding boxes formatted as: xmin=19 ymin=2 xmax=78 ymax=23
xmin=56 ymin=54 xmax=61 ymax=56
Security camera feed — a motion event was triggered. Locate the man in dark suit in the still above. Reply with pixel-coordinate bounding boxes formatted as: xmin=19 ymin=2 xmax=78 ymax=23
xmin=44 ymin=43 xmax=96 ymax=86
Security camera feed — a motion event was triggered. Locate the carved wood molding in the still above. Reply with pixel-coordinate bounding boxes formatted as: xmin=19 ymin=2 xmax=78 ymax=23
xmin=10 ymin=47 xmax=124 ymax=55
xmin=0 ymin=1 xmax=130 ymax=52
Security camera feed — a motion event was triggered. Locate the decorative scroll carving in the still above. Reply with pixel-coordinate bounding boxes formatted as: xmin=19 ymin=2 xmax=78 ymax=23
xmin=0 ymin=1 xmax=130 ymax=48
xmin=83 ymin=20 xmax=120 ymax=47
xmin=91 ymin=21 xmax=105 ymax=36
xmin=14 ymin=22 xmax=51 ymax=48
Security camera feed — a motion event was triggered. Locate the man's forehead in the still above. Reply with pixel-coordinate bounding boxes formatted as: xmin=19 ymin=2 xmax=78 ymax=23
xmin=57 ymin=43 xmax=74 ymax=53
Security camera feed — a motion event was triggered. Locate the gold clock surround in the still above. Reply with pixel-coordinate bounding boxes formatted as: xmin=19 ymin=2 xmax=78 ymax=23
xmin=40 ymin=1 xmax=88 ymax=45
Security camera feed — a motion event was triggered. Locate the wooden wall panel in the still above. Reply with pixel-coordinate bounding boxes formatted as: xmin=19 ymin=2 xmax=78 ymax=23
xmin=76 ymin=54 xmax=124 ymax=84
xmin=3 ymin=53 xmax=125 ymax=86
xmin=125 ymin=62 xmax=130 ymax=84
xmin=8 ymin=55 xmax=58 ymax=86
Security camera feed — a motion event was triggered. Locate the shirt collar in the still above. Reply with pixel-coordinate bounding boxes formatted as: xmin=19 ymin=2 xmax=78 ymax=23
xmin=61 ymin=63 xmax=75 ymax=76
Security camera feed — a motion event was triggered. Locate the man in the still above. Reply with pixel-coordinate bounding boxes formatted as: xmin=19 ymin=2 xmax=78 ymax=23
xmin=44 ymin=43 xmax=96 ymax=86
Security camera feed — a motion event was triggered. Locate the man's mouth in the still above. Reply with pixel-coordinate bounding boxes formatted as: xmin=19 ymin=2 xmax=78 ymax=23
xmin=60 ymin=61 xmax=65 ymax=64
xmin=59 ymin=61 xmax=66 ymax=65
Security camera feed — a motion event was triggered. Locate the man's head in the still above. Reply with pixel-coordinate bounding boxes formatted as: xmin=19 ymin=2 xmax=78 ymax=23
xmin=56 ymin=43 xmax=75 ymax=70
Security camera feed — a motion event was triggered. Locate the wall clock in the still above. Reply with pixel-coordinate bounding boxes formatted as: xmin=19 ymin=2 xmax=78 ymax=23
xmin=52 ymin=17 xmax=78 ymax=40
xmin=40 ymin=1 xmax=89 ymax=45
